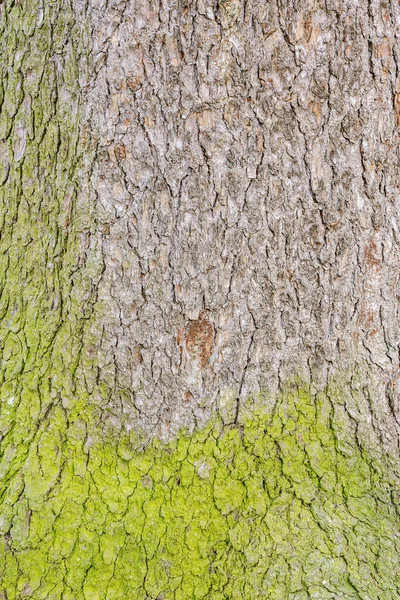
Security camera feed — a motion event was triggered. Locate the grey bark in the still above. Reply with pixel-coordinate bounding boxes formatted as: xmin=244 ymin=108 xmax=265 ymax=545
xmin=74 ymin=0 xmax=400 ymax=446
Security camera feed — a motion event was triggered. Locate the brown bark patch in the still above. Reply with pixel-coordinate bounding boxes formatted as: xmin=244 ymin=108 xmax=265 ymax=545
xmin=296 ymin=12 xmax=321 ymax=47
xmin=132 ymin=345 xmax=143 ymax=366
xmin=395 ymin=81 xmax=400 ymax=128
xmin=357 ymin=306 xmax=377 ymax=330
xmin=185 ymin=312 xmax=214 ymax=369
xmin=184 ymin=391 xmax=194 ymax=404
xmin=373 ymin=38 xmax=392 ymax=59
xmin=197 ymin=110 xmax=215 ymax=129
xmin=363 ymin=236 xmax=381 ymax=270
xmin=114 ymin=144 xmax=126 ymax=161
xmin=308 ymin=99 xmax=322 ymax=126
xmin=127 ymin=76 xmax=142 ymax=93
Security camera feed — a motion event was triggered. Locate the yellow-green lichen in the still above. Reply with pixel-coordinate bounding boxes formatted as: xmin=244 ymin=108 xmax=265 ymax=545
xmin=1 ymin=385 xmax=399 ymax=599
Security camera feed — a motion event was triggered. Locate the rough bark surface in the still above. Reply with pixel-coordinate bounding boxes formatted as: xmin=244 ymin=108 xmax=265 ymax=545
xmin=78 ymin=0 xmax=400 ymax=443
xmin=0 ymin=0 xmax=400 ymax=598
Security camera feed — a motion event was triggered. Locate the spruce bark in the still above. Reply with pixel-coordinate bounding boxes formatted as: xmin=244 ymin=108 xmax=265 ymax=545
xmin=0 ymin=1 xmax=399 ymax=598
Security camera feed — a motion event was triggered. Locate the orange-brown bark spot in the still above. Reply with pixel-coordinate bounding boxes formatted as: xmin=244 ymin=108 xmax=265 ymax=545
xmin=184 ymin=391 xmax=194 ymax=404
xmin=303 ymin=13 xmax=314 ymax=43
xmin=363 ymin=236 xmax=382 ymax=270
xmin=395 ymin=81 xmax=400 ymax=128
xmin=114 ymin=143 xmax=126 ymax=161
xmin=127 ymin=76 xmax=142 ymax=92
xmin=185 ymin=312 xmax=214 ymax=369
xmin=176 ymin=327 xmax=185 ymax=346
xmin=308 ymin=99 xmax=322 ymax=126
xmin=358 ymin=309 xmax=377 ymax=330
xmin=296 ymin=12 xmax=321 ymax=47
xmin=374 ymin=38 xmax=392 ymax=59
xmin=145 ymin=114 xmax=155 ymax=128
xmin=132 ymin=345 xmax=143 ymax=366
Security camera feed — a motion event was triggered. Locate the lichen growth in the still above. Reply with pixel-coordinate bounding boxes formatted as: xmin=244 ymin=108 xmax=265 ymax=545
xmin=1 ymin=385 xmax=400 ymax=599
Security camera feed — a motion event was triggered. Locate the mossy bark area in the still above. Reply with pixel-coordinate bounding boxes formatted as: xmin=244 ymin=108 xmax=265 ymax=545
xmin=1 ymin=385 xmax=400 ymax=599
xmin=1 ymin=1 xmax=400 ymax=599
xmin=0 ymin=0 xmax=93 ymax=522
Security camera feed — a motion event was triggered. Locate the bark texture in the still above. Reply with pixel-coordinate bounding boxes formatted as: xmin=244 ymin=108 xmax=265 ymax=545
xmin=78 ymin=0 xmax=400 ymax=443
xmin=1 ymin=0 xmax=400 ymax=598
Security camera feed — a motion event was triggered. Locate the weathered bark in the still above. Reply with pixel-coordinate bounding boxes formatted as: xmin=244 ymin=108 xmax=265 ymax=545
xmin=0 ymin=0 xmax=400 ymax=598
xmin=67 ymin=0 xmax=400 ymax=447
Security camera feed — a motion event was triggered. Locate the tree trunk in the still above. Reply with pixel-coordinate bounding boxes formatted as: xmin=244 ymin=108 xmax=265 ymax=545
xmin=1 ymin=0 xmax=399 ymax=598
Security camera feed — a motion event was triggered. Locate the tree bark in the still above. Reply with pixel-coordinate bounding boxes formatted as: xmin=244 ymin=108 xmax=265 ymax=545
xmin=0 ymin=0 xmax=399 ymax=598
